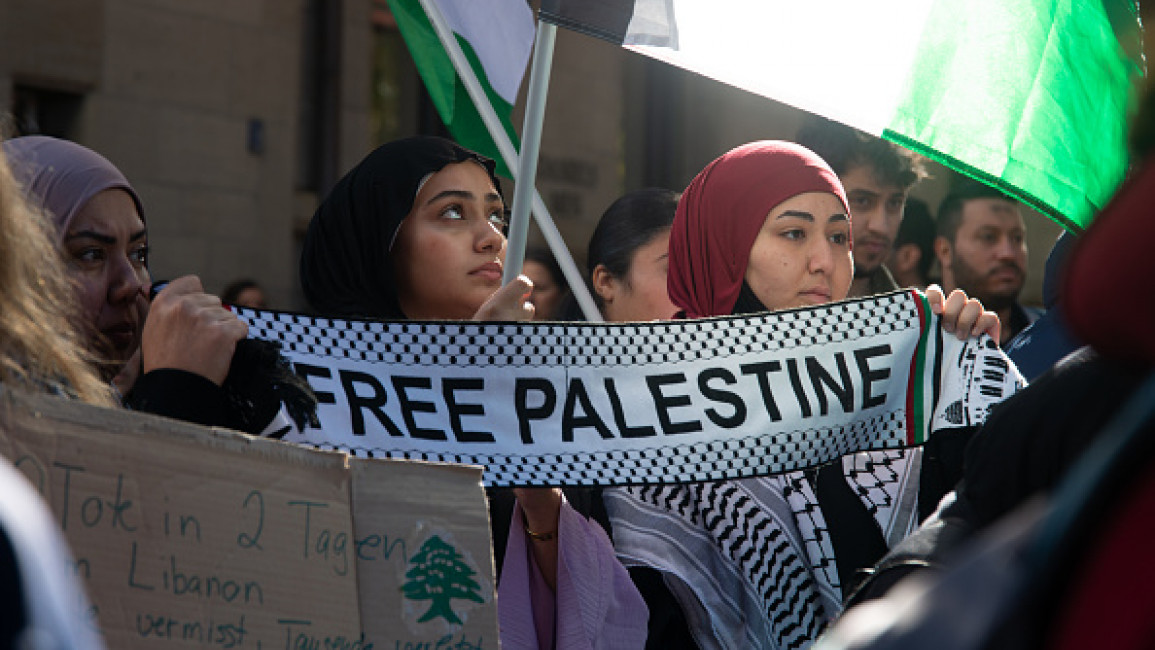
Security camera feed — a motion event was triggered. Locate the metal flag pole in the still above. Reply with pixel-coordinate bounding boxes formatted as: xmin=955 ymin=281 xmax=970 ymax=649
xmin=502 ymin=19 xmax=554 ymax=286
xmin=417 ymin=0 xmax=603 ymax=321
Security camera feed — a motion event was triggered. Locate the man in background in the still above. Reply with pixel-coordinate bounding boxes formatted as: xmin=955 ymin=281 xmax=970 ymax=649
xmin=222 ymin=278 xmax=268 ymax=309
xmin=796 ymin=118 xmax=927 ymax=297
xmin=935 ymin=181 xmax=1041 ymax=347
xmin=886 ymin=198 xmax=936 ymax=289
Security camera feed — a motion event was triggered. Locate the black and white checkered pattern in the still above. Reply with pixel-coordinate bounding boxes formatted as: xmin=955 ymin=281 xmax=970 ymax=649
xmin=623 ymin=476 xmax=834 ymax=649
xmin=297 ymin=411 xmax=905 ymax=487
xmin=238 ymin=292 xmax=914 ymax=368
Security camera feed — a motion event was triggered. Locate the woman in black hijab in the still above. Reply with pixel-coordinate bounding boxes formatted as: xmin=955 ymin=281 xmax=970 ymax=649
xmin=300 ymin=136 xmax=647 ymax=649
xmin=301 ymin=137 xmax=500 ymax=317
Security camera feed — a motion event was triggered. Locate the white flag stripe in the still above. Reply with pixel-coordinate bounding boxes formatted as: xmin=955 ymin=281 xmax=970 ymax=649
xmin=436 ymin=0 xmax=535 ymax=104
xmin=626 ymin=0 xmax=935 ymax=135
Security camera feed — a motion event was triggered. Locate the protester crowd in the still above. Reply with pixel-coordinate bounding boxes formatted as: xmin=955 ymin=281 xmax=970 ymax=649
xmin=0 ymin=84 xmax=1150 ymax=649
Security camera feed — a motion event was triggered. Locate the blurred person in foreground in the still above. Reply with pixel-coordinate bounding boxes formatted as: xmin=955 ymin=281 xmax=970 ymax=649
xmin=0 ymin=137 xmax=107 ymax=649
xmin=0 ymin=140 xmax=112 ymax=406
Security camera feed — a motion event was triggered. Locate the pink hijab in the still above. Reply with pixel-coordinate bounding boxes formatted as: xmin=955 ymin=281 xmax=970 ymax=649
xmin=1 ymin=135 xmax=144 ymax=240
xmin=668 ymin=140 xmax=849 ymax=319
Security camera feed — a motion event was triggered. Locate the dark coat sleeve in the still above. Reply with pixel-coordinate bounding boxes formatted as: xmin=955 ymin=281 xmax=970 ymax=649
xmin=124 ymin=368 xmax=236 ymax=430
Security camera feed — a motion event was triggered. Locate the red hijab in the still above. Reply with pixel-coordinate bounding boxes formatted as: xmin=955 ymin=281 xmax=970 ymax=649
xmin=668 ymin=140 xmax=849 ymax=318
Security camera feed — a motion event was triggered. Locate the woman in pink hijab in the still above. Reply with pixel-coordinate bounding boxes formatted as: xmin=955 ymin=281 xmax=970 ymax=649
xmin=2 ymin=135 xmax=151 ymax=381
xmin=605 ymin=141 xmax=998 ymax=650
xmin=2 ymin=136 xmax=258 ymax=429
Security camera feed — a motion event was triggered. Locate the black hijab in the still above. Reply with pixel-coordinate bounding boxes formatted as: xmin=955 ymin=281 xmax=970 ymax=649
xmin=300 ymin=136 xmax=501 ymax=318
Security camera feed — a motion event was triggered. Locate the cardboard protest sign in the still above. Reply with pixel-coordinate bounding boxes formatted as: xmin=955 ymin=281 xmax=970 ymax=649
xmin=352 ymin=459 xmax=497 ymax=649
xmin=0 ymin=388 xmax=498 ymax=649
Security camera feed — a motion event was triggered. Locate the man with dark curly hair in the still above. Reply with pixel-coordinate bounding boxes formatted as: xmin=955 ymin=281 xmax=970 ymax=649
xmin=796 ymin=117 xmax=927 ymax=297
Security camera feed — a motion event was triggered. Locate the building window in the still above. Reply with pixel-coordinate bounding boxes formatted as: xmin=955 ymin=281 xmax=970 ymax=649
xmin=11 ymin=85 xmax=84 ymax=138
xmin=371 ymin=1 xmax=447 ymax=146
xmin=296 ymin=0 xmax=341 ymax=193
xmin=371 ymin=4 xmax=404 ymax=144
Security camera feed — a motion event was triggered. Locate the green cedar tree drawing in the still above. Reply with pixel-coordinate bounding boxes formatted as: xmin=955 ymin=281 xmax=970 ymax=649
xmin=401 ymin=535 xmax=485 ymax=624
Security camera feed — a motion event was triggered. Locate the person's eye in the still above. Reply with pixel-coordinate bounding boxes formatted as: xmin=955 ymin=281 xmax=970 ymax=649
xmin=782 ymin=229 xmax=805 ymax=241
xmin=130 ymin=244 xmax=149 ymax=267
xmin=829 ymin=232 xmax=849 ymax=246
xmin=440 ymin=204 xmax=465 ymax=220
xmin=73 ymin=247 xmax=104 ymax=264
xmin=887 ymin=198 xmax=905 ymax=213
xmin=850 ymin=196 xmax=874 ymax=211
xmin=488 ymin=208 xmax=509 ymax=228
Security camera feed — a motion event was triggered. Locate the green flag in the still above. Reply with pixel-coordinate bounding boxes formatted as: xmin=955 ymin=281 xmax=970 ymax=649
xmin=541 ymin=0 xmax=1145 ymax=232
xmin=883 ymin=0 xmax=1144 ymax=232
xmin=388 ymin=0 xmax=535 ymax=178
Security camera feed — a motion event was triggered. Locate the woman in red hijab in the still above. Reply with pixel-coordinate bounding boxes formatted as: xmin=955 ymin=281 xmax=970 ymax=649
xmin=605 ymin=141 xmax=999 ymax=650
xmin=668 ymin=140 xmax=996 ymax=331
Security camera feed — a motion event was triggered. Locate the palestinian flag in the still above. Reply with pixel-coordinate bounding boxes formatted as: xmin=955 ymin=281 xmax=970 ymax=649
xmin=388 ymin=0 xmax=535 ymax=178
xmin=541 ymin=0 xmax=1145 ymax=232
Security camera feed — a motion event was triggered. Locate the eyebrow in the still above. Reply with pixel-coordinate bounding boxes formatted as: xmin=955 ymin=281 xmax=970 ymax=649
xmin=64 ymin=228 xmax=148 ymax=244
xmin=777 ymin=210 xmax=849 ymax=222
xmin=424 ymin=189 xmax=504 ymax=206
xmin=778 ymin=210 xmax=814 ymax=222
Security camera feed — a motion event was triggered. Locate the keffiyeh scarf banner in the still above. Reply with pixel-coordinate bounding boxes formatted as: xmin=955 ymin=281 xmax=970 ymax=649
xmin=238 ymin=290 xmax=1023 ymax=487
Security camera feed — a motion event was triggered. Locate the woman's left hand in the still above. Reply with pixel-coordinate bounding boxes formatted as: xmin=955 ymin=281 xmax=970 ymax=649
xmin=472 ymin=275 xmax=535 ymax=322
xmin=925 ymin=284 xmax=1001 ymax=345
